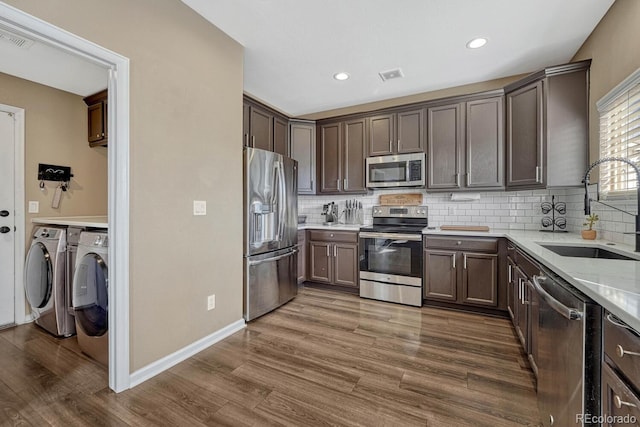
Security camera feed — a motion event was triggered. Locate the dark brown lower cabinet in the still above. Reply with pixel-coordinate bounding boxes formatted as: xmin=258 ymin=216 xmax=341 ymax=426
xmin=307 ymin=230 xmax=358 ymax=288
xmin=423 ymin=237 xmax=498 ymax=308
xmin=297 ymin=230 xmax=306 ymax=284
xmin=601 ymin=364 xmax=640 ymax=426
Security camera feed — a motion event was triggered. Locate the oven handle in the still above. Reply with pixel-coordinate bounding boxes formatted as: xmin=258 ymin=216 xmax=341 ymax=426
xmin=359 ymin=232 xmax=422 ymax=241
xmin=532 ymin=275 xmax=583 ymax=321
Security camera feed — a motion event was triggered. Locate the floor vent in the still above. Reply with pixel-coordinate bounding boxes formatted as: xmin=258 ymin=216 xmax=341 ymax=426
xmin=379 ymin=68 xmax=404 ymax=82
xmin=0 ymin=27 xmax=34 ymax=49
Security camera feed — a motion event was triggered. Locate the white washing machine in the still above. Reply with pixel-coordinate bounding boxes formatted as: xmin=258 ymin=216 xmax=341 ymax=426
xmin=24 ymin=226 xmax=75 ymax=337
xmin=73 ymin=231 xmax=109 ymax=366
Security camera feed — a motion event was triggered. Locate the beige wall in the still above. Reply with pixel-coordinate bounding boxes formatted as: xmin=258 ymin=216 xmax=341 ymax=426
xmin=300 ymin=75 xmax=526 ymax=120
xmin=0 ymin=72 xmax=108 ymax=244
xmin=4 ymin=0 xmax=244 ymax=371
xmin=572 ymin=0 xmax=640 ymax=167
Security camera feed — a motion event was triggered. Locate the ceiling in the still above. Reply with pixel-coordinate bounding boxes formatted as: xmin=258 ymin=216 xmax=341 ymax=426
xmin=182 ymin=0 xmax=614 ymax=117
xmin=0 ymin=22 xmax=107 ymax=96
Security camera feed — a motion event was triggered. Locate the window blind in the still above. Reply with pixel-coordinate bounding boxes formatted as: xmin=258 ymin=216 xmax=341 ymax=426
xmin=599 ymin=79 xmax=640 ymax=195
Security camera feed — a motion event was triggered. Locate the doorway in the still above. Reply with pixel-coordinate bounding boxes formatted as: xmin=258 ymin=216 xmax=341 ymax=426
xmin=0 ymin=3 xmax=130 ymax=392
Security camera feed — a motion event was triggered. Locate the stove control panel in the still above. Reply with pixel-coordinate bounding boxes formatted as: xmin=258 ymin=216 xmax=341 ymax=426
xmin=372 ymin=205 xmax=428 ymax=219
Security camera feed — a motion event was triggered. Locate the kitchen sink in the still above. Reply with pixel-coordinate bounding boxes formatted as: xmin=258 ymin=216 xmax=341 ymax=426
xmin=540 ymin=244 xmax=640 ymax=261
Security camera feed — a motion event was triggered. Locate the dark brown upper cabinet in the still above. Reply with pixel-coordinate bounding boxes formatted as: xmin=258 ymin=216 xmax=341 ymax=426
xmin=317 ymin=118 xmax=367 ymax=194
xmin=83 ymin=89 xmax=108 ymax=147
xmin=427 ymin=93 xmax=504 ymax=191
xmin=505 ymin=60 xmax=590 ymax=189
xmin=368 ymin=109 xmax=424 ymax=156
xmin=289 ymin=120 xmax=316 ymax=195
xmin=243 ymin=96 xmax=290 ymax=154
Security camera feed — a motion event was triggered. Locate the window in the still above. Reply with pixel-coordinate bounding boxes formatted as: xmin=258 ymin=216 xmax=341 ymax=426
xmin=598 ymin=70 xmax=640 ymax=196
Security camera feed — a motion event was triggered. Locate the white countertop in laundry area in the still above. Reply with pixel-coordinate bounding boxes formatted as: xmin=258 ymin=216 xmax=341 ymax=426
xmin=424 ymin=227 xmax=640 ymax=332
xmin=32 ymin=216 xmax=108 ymax=228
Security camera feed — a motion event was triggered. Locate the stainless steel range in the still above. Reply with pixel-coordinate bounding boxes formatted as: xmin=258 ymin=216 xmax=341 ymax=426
xmin=359 ymin=205 xmax=427 ymax=306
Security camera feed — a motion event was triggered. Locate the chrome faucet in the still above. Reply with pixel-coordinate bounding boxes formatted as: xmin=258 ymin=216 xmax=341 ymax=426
xmin=582 ymin=156 xmax=640 ymax=252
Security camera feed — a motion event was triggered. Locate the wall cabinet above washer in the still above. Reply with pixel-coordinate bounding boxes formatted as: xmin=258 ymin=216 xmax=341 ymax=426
xmin=83 ymin=89 xmax=108 ymax=147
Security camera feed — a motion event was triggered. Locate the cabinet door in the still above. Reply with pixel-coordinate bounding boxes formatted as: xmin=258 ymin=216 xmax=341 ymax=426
xmin=427 ymin=103 xmax=463 ymax=189
xmin=334 ymin=243 xmax=358 ymax=288
xmin=87 ymin=102 xmax=105 ymax=144
xmin=250 ymin=107 xmax=273 ymax=151
xmin=290 ymin=121 xmax=316 ymax=194
xmin=273 ymin=116 xmax=289 ymax=156
xmin=318 ymin=122 xmax=342 ymax=193
xmin=506 ymin=81 xmax=544 ymax=188
xmin=368 ymin=114 xmax=395 ymax=156
xmin=243 ymin=101 xmax=251 ymax=147
xmin=466 ymin=97 xmax=504 ymax=188
xmin=309 ymin=241 xmax=332 ymax=283
xmin=514 ymin=267 xmax=528 ymax=351
xmin=397 ymin=109 xmax=424 ymax=153
xmin=297 ymin=230 xmax=306 ymax=284
xmin=424 ymin=249 xmax=457 ymax=301
xmin=601 ymin=363 xmax=640 ymax=427
xmin=460 ymin=252 xmax=498 ymax=307
xmin=507 ymin=256 xmax=517 ymax=324
xmin=342 ymin=118 xmax=366 ymax=193
xmin=527 ymin=279 xmax=539 ymax=378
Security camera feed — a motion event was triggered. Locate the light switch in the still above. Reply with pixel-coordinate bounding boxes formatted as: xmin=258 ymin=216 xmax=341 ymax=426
xmin=28 ymin=201 xmax=39 ymax=213
xmin=193 ymin=200 xmax=206 ymax=216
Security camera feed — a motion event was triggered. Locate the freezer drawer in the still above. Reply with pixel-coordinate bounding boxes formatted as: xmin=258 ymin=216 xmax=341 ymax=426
xmin=244 ymin=248 xmax=297 ymax=321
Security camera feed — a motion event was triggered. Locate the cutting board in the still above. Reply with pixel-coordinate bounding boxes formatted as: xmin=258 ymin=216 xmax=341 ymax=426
xmin=440 ymin=225 xmax=490 ymax=232
xmin=379 ymin=193 xmax=423 ymax=206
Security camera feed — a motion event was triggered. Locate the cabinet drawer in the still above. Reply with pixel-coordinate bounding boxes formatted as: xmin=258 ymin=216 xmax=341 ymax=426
xmin=602 ymin=363 xmax=640 ymax=426
xmin=515 ymin=249 xmax=540 ymax=278
xmin=308 ymin=230 xmax=358 ymax=243
xmin=605 ymin=312 xmax=640 ymax=392
xmin=424 ymin=236 xmax=497 ymax=253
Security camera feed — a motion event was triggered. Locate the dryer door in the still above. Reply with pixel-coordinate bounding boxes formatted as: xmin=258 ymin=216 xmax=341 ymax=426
xmin=73 ymin=253 xmax=108 ymax=337
xmin=24 ymin=242 xmax=53 ymax=309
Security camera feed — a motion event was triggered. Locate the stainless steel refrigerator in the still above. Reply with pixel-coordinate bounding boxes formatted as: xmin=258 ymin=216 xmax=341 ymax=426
xmin=243 ymin=147 xmax=298 ymax=321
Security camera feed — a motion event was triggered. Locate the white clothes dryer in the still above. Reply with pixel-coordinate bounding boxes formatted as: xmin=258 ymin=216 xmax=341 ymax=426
xmin=24 ymin=226 xmax=75 ymax=337
xmin=73 ymin=231 xmax=109 ymax=367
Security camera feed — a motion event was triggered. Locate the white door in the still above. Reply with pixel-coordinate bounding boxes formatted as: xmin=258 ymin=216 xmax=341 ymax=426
xmin=0 ymin=110 xmax=15 ymax=327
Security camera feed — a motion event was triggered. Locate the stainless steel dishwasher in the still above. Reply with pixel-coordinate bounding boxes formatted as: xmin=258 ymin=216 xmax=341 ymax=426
xmin=533 ymin=269 xmax=602 ymax=427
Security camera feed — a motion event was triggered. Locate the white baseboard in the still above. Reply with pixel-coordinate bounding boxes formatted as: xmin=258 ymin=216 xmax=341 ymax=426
xmin=129 ymin=318 xmax=246 ymax=389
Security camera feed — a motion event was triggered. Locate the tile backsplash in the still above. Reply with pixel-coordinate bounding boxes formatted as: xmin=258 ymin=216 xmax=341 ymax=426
xmin=299 ymin=187 xmax=638 ymax=246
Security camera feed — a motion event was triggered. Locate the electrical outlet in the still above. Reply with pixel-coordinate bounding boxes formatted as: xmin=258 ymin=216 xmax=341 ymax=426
xmin=28 ymin=201 xmax=39 ymax=213
xmin=193 ymin=200 xmax=207 ymax=216
xmin=207 ymin=294 xmax=215 ymax=310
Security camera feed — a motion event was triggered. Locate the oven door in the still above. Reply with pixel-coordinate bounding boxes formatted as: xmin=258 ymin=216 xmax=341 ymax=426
xmin=359 ymin=232 xmax=422 ymax=285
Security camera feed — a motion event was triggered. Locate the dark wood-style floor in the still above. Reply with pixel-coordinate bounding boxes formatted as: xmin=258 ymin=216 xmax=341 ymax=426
xmin=0 ymin=287 xmax=541 ymax=426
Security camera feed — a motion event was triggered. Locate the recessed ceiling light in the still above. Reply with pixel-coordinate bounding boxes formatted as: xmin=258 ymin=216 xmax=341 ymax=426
xmin=333 ymin=72 xmax=350 ymax=81
xmin=466 ymin=37 xmax=488 ymax=49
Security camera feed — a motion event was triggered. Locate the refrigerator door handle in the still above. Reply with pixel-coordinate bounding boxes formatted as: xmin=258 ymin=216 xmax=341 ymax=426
xmin=247 ymin=249 xmax=298 ymax=266
xmin=277 ymin=160 xmax=287 ymax=242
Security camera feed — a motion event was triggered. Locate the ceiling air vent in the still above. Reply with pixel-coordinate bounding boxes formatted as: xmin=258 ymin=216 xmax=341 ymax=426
xmin=0 ymin=27 xmax=34 ymax=49
xmin=379 ymin=68 xmax=404 ymax=82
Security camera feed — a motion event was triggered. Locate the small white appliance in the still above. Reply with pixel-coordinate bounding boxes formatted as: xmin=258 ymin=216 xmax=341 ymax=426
xmin=24 ymin=226 xmax=75 ymax=337
xmin=73 ymin=231 xmax=109 ymax=366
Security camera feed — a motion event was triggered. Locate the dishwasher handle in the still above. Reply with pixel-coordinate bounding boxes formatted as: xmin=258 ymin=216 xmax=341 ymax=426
xmin=533 ymin=275 xmax=583 ymax=321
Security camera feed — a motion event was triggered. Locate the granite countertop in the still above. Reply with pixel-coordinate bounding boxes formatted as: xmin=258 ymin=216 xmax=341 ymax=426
xmin=31 ymin=216 xmax=108 ymax=228
xmin=424 ymin=227 xmax=640 ymax=331
xmin=298 ymin=223 xmax=363 ymax=231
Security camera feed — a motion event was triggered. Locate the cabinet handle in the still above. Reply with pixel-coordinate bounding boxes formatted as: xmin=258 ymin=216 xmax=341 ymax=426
xmin=101 ymin=132 xmax=105 ymax=137
xmin=452 ymin=254 xmax=456 ymax=269
xmin=614 ymin=394 xmax=637 ymax=409
xmin=518 ymin=278 xmax=523 ymax=303
xmin=466 ymin=173 xmax=470 ymax=187
xmin=535 ymin=166 xmax=542 ymax=183
xmin=244 ymin=134 xmax=249 ymax=146
xmin=337 ymin=179 xmax=341 ymax=191
xmin=334 ymin=245 xmax=337 ymax=257
xmin=326 ymin=245 xmax=330 ymax=257
xmin=343 ymin=179 xmax=347 ymax=190
xmin=389 ymin=140 xmax=393 ymax=153
xmin=463 ymin=253 xmax=467 ymax=269
xmin=252 ymin=135 xmax=256 ymax=146
xmin=455 ymin=174 xmax=460 ymax=187
xmin=616 ymin=344 xmax=640 ymax=359
xmin=96 ymin=134 xmax=100 ymax=138
xmin=508 ymin=264 xmax=512 ymax=282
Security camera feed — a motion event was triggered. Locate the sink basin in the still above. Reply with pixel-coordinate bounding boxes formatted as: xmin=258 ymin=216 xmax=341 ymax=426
xmin=540 ymin=244 xmax=639 ymax=261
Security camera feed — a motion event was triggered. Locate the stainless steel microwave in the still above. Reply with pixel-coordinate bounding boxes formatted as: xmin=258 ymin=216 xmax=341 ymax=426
xmin=365 ymin=152 xmax=425 ymax=188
